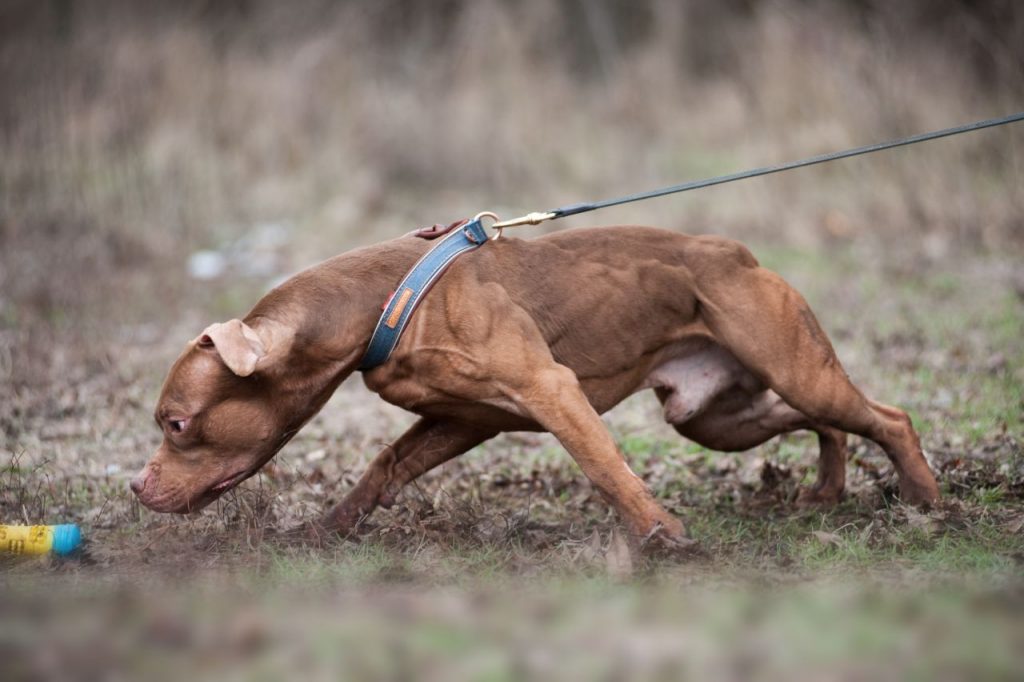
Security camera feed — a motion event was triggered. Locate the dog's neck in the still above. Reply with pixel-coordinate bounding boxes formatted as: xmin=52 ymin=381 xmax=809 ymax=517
xmin=245 ymin=237 xmax=428 ymax=412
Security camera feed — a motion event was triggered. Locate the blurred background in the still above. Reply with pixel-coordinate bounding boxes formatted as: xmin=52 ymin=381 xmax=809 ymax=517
xmin=2 ymin=0 xmax=1022 ymax=388
xmin=2 ymin=1 xmax=1023 ymax=680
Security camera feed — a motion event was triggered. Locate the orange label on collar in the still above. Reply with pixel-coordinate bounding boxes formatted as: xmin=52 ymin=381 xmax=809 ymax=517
xmin=385 ymin=288 xmax=414 ymax=329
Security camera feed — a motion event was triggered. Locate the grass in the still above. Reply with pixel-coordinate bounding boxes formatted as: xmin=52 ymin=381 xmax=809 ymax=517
xmin=1 ymin=3 xmax=1023 ymax=677
xmin=38 ymin=238 xmax=1024 ymax=589
xmin=3 ymin=550 xmax=1021 ymax=681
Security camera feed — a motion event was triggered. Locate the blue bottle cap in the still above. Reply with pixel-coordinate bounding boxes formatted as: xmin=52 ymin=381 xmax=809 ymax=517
xmin=51 ymin=524 xmax=82 ymax=556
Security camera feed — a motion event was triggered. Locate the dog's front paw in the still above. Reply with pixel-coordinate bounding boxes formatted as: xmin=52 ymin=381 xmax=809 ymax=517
xmin=898 ymin=479 xmax=941 ymax=508
xmin=637 ymin=517 xmax=699 ymax=559
xmin=603 ymin=522 xmax=698 ymax=578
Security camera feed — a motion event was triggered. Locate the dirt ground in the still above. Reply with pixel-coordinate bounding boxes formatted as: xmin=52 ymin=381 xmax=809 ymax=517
xmin=3 ymin=2 xmax=1023 ymax=679
xmin=3 ymin=237 xmax=1022 ymax=680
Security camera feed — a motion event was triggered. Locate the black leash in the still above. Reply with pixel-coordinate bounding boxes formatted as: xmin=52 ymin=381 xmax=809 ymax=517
xmin=367 ymin=112 xmax=1022 ymax=368
xmin=490 ymin=111 xmax=1024 ymax=231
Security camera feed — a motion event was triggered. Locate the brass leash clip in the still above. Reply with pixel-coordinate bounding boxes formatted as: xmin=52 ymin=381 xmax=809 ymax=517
xmin=486 ymin=211 xmax=556 ymax=240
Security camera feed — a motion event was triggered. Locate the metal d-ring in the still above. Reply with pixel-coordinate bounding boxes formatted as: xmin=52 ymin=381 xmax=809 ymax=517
xmin=473 ymin=211 xmax=502 ymax=240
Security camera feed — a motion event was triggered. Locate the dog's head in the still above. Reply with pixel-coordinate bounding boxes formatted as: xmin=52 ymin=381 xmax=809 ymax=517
xmin=131 ymin=318 xmax=298 ymax=513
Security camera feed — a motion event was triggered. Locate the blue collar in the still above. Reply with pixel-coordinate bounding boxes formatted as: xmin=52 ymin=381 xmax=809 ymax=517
xmin=360 ymin=217 xmax=490 ymax=370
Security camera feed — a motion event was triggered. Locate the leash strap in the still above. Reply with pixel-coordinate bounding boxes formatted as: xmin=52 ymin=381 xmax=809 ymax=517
xmin=360 ymin=112 xmax=1024 ymax=368
xmin=360 ymin=217 xmax=489 ymax=370
xmin=492 ymin=111 xmax=1024 ymax=229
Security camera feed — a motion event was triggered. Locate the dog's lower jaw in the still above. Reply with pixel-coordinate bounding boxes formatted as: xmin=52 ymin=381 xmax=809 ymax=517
xmin=136 ymin=492 xmax=205 ymax=515
xmin=161 ymin=487 xmax=226 ymax=515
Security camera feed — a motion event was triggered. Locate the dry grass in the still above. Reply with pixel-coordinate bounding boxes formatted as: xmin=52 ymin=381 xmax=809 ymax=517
xmin=2 ymin=240 xmax=1020 ymax=582
xmin=2 ymin=2 xmax=1023 ymax=679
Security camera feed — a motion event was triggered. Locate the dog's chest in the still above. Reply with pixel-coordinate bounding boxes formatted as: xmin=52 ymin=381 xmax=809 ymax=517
xmin=362 ymin=363 xmax=530 ymax=424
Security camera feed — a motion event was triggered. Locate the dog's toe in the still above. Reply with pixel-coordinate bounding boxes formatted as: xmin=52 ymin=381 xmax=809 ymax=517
xmin=897 ymin=481 xmax=940 ymax=509
xmin=637 ymin=519 xmax=700 ymax=560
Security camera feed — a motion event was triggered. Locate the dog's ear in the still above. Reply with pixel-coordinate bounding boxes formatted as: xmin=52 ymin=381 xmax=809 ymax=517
xmin=197 ymin=318 xmax=295 ymax=376
xmin=196 ymin=319 xmax=266 ymax=376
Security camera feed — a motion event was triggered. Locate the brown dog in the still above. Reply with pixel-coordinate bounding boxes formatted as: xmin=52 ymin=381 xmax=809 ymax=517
xmin=131 ymin=226 xmax=940 ymax=544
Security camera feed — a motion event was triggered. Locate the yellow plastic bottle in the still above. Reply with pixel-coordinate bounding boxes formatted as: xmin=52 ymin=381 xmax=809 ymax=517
xmin=0 ymin=524 xmax=81 ymax=556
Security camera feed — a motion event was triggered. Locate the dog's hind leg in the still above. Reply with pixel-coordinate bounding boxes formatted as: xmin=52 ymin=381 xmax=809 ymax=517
xmin=698 ymin=265 xmax=939 ymax=505
xmin=318 ymin=418 xmax=496 ymax=535
xmin=795 ymin=427 xmax=847 ymax=507
xmin=657 ymin=381 xmax=847 ymax=506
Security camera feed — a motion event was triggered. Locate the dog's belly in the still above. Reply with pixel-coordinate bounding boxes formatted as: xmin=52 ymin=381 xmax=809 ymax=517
xmin=639 ymin=344 xmax=806 ymax=451
xmin=640 ymin=344 xmax=760 ymax=418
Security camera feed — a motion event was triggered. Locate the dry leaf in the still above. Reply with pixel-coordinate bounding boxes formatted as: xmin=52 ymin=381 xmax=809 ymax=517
xmin=577 ymin=529 xmax=602 ymax=564
xmin=903 ymin=507 xmax=942 ymax=535
xmin=605 ymin=528 xmax=634 ymax=579
xmin=812 ymin=530 xmax=842 ymax=546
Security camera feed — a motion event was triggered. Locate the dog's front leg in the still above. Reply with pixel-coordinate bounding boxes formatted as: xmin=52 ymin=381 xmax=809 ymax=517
xmin=316 ymin=418 xmax=495 ymax=536
xmin=514 ymin=364 xmax=687 ymax=547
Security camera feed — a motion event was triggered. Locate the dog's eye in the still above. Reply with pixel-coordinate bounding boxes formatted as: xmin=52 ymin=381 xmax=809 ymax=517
xmin=169 ymin=419 xmax=188 ymax=433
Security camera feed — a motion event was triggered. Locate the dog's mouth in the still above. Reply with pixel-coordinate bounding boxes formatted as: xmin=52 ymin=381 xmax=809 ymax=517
xmin=210 ymin=468 xmax=252 ymax=493
xmin=161 ymin=448 xmax=288 ymax=514
xmin=202 ymin=467 xmax=258 ymax=502
xmin=169 ymin=468 xmax=255 ymax=513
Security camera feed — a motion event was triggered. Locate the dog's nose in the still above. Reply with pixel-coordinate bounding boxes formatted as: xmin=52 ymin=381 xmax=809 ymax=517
xmin=129 ymin=470 xmax=149 ymax=496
